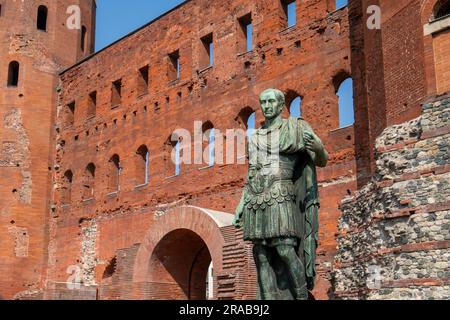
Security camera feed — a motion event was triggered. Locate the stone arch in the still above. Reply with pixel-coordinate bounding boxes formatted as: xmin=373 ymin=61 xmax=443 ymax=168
xmin=283 ymin=89 xmax=303 ymax=118
xmin=277 ymin=80 xmax=305 ymax=120
xmin=421 ymin=0 xmax=450 ymax=24
xmin=332 ymin=70 xmax=351 ymax=94
xmin=133 ymin=206 xmax=233 ymax=299
xmin=235 ymin=106 xmax=255 ymax=130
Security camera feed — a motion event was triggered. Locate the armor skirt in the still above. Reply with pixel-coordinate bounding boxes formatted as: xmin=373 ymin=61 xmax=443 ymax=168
xmin=242 ymin=197 xmax=303 ymax=241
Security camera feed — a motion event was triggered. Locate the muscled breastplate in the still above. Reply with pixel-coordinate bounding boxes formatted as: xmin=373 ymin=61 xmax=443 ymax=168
xmin=244 ymin=152 xmax=298 ymax=210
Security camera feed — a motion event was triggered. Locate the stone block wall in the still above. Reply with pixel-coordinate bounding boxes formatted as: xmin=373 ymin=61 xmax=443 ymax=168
xmin=333 ymin=94 xmax=450 ymax=300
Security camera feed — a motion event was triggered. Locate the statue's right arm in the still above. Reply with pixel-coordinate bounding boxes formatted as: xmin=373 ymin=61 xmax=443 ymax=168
xmin=233 ymin=187 xmax=247 ymax=228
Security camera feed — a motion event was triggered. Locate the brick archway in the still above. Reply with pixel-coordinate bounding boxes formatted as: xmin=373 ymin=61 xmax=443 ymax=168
xmin=133 ymin=206 xmax=234 ymax=299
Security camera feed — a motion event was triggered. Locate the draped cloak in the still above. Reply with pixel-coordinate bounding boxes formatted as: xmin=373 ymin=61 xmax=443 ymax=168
xmin=242 ymin=117 xmax=320 ymax=291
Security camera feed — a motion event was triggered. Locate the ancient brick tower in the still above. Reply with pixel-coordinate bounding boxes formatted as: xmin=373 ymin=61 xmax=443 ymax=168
xmin=0 ymin=0 xmax=96 ymax=299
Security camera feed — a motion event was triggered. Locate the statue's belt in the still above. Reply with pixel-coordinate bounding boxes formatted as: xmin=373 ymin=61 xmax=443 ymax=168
xmin=244 ymin=180 xmax=296 ymax=211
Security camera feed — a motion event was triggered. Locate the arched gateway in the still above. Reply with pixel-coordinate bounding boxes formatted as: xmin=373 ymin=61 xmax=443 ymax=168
xmin=133 ymin=206 xmax=235 ymax=300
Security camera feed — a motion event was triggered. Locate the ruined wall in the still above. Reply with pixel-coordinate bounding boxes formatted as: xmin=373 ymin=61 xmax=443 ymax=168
xmin=348 ymin=0 xmax=449 ymax=187
xmin=333 ymin=94 xmax=450 ymax=299
xmin=50 ymin=0 xmax=353 ymax=300
xmin=0 ymin=0 xmax=96 ymax=299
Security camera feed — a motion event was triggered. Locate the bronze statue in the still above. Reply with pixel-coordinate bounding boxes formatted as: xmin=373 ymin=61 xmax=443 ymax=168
xmin=233 ymin=89 xmax=328 ymax=300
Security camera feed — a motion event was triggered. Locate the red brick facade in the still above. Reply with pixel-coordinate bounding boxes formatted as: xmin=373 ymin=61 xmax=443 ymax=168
xmin=0 ymin=0 xmax=448 ymax=300
xmin=0 ymin=0 xmax=95 ymax=299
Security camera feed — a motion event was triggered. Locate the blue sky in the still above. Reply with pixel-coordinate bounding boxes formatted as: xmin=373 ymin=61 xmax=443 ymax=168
xmin=95 ymin=0 xmax=186 ymax=51
xmin=95 ymin=0 xmax=353 ymax=127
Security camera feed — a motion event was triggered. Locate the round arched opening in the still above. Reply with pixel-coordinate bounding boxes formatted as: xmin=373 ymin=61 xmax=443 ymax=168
xmin=149 ymin=229 xmax=213 ymax=300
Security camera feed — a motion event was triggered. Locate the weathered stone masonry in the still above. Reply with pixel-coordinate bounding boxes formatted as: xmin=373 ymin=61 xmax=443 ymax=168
xmin=333 ymin=95 xmax=450 ymax=300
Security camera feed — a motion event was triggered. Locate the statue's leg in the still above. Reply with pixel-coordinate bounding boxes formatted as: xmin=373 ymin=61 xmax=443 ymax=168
xmin=275 ymin=245 xmax=308 ymax=300
xmin=253 ymin=243 xmax=277 ymax=300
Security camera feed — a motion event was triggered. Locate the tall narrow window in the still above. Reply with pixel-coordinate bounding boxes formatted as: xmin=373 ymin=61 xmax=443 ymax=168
xmin=136 ymin=145 xmax=149 ymax=186
xmin=282 ymin=0 xmax=297 ymax=28
xmin=37 ymin=5 xmax=48 ymax=31
xmin=289 ymin=96 xmax=302 ymax=118
xmin=336 ymin=78 xmax=355 ymax=128
xmin=175 ymin=140 xmax=181 ymax=176
xmin=208 ymin=128 xmax=216 ymax=167
xmin=200 ymin=33 xmax=213 ymax=69
xmin=81 ymin=26 xmax=87 ymax=52
xmin=238 ymin=14 xmax=253 ymax=53
xmin=61 ymin=170 xmax=73 ymax=206
xmin=87 ymin=91 xmax=97 ymax=118
xmin=202 ymin=121 xmax=215 ymax=167
xmin=108 ymin=155 xmax=121 ymax=193
xmin=166 ymin=136 xmax=181 ymax=177
xmin=137 ymin=65 xmax=149 ymax=96
xmin=65 ymin=101 xmax=75 ymax=127
xmin=111 ymin=79 xmax=122 ymax=107
xmin=168 ymin=50 xmax=180 ymax=81
xmin=83 ymin=163 xmax=95 ymax=200
xmin=7 ymin=61 xmax=19 ymax=87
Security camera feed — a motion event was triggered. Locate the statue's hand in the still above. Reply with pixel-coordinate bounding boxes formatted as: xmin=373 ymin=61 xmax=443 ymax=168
xmin=304 ymin=131 xmax=323 ymax=154
xmin=233 ymin=202 xmax=244 ymax=229
xmin=233 ymin=214 xmax=243 ymax=229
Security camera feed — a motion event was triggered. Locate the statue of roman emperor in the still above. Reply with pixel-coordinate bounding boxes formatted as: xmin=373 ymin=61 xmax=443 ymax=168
xmin=233 ymin=88 xmax=328 ymax=300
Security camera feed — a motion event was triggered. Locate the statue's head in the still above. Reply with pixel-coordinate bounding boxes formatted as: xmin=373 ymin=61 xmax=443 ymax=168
xmin=259 ymin=88 xmax=286 ymax=120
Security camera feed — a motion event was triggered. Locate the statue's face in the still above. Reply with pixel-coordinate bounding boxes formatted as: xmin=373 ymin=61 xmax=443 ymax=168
xmin=259 ymin=90 xmax=284 ymax=120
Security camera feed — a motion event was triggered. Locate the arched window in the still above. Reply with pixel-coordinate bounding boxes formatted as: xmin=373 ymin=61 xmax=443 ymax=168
xmin=202 ymin=121 xmax=215 ymax=167
xmin=81 ymin=26 xmax=87 ymax=52
xmin=336 ymin=77 xmax=355 ymax=128
xmin=7 ymin=61 xmax=20 ymax=87
xmin=83 ymin=163 xmax=95 ymax=200
xmin=433 ymin=0 xmax=450 ymax=20
xmin=166 ymin=134 xmax=184 ymax=177
xmin=37 ymin=5 xmax=48 ymax=31
xmin=136 ymin=145 xmax=149 ymax=186
xmin=246 ymin=112 xmax=256 ymax=137
xmin=336 ymin=0 xmax=348 ymax=11
xmin=289 ymin=96 xmax=302 ymax=118
xmin=61 ymin=170 xmax=73 ymax=205
xmin=108 ymin=155 xmax=121 ymax=192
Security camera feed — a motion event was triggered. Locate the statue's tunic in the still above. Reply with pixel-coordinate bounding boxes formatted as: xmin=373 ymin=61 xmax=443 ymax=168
xmin=242 ymin=117 xmax=307 ymax=241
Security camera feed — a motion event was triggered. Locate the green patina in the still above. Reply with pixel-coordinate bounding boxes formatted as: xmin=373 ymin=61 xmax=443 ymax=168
xmin=233 ymin=88 xmax=328 ymax=300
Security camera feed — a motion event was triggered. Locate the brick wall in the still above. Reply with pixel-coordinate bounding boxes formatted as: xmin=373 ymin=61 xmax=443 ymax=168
xmin=0 ymin=0 xmax=95 ymax=299
xmin=48 ymin=0 xmax=354 ymax=300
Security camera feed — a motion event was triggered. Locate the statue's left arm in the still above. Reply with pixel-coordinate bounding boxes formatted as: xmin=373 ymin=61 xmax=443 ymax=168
xmin=301 ymin=120 xmax=328 ymax=168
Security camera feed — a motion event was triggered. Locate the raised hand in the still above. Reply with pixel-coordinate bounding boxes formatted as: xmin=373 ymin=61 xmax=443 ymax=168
xmin=304 ymin=131 xmax=323 ymax=154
